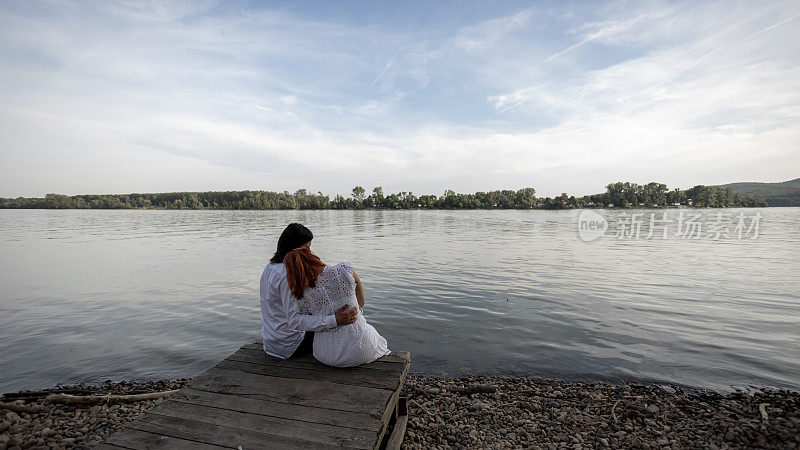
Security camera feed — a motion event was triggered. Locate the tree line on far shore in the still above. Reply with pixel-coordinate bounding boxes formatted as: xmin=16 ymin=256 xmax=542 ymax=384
xmin=0 ymin=182 xmax=766 ymax=210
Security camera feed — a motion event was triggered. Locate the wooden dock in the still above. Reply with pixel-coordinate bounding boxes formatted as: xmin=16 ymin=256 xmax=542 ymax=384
xmin=100 ymin=343 xmax=411 ymax=449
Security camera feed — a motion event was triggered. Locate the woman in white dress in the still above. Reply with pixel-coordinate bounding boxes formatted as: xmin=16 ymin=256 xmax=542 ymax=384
xmin=283 ymin=245 xmax=390 ymax=367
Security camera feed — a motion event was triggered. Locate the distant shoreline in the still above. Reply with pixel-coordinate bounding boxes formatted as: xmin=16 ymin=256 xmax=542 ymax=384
xmin=5 ymin=179 xmax=796 ymax=209
xmin=0 ymin=204 xmax=783 ymax=210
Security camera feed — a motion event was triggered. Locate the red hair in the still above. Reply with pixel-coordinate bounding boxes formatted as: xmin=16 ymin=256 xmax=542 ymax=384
xmin=283 ymin=247 xmax=326 ymax=300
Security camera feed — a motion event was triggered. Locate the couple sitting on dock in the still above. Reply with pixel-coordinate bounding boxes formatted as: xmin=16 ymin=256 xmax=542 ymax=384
xmin=259 ymin=222 xmax=391 ymax=367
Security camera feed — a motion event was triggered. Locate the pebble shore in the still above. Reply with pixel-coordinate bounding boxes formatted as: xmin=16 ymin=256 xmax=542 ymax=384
xmin=401 ymin=375 xmax=800 ymax=449
xmin=0 ymin=379 xmax=188 ymax=450
xmin=2 ymin=376 xmax=798 ymax=449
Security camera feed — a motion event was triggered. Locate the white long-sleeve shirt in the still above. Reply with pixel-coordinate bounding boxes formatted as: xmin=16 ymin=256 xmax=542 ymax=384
xmin=259 ymin=262 xmax=337 ymax=358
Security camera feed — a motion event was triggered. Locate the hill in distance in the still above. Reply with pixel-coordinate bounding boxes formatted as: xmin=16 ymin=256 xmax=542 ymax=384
xmin=721 ymin=178 xmax=800 ymax=207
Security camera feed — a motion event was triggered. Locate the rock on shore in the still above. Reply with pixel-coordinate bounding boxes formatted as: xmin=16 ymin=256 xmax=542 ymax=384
xmin=400 ymin=375 xmax=800 ymax=449
xmin=0 ymin=379 xmax=187 ymax=450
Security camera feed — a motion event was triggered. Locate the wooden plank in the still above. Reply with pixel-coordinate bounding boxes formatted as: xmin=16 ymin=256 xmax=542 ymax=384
xmin=227 ymin=350 xmax=405 ymax=377
xmin=228 ymin=344 xmax=411 ymax=398
xmin=243 ymin=344 xmax=411 ymax=365
xmin=104 ymin=426 xmax=224 ymax=449
xmin=235 ymin=345 xmax=408 ymax=368
xmin=384 ymin=415 xmax=408 ymax=450
xmin=104 ymin=344 xmax=410 ymax=449
xmin=232 ymin=347 xmax=406 ymax=372
xmin=172 ymin=387 xmax=383 ymax=432
xmin=378 ymin=387 xmax=402 ymax=429
xmin=127 ymin=413 xmax=346 ymax=450
xmin=215 ymin=358 xmax=405 ymax=391
xmin=147 ymin=400 xmax=376 ymax=448
xmin=189 ymin=366 xmax=392 ymax=415
xmin=375 ymin=362 xmax=409 ymax=428
xmin=375 ymin=351 xmax=410 ymax=365
xmin=371 ymin=387 xmax=409 ymax=447
xmin=384 ymin=397 xmax=409 ymax=450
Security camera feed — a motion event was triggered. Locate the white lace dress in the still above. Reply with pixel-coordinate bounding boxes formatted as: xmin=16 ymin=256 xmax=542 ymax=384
xmin=296 ymin=263 xmax=390 ymax=367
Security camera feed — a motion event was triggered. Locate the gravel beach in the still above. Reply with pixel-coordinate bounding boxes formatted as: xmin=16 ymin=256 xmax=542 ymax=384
xmin=1 ymin=375 xmax=798 ymax=449
xmin=0 ymin=379 xmax=188 ymax=450
xmin=401 ymin=375 xmax=800 ymax=449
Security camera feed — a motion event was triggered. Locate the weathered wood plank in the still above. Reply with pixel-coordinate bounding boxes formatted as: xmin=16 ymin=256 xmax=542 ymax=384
xmin=104 ymin=426 xmax=224 ymax=449
xmin=232 ymin=347 xmax=406 ymax=372
xmin=378 ymin=386 xmax=402 ymax=429
xmin=384 ymin=415 xmax=408 ymax=450
xmin=375 ymin=351 xmax=411 ymax=365
xmin=147 ymin=400 xmax=376 ymax=448
xmin=127 ymin=414 xmax=340 ymax=449
xmin=104 ymin=344 xmax=410 ymax=449
xmin=189 ymin=367 xmax=391 ymax=415
xmin=226 ymin=350 xmax=405 ymax=376
xmin=243 ymin=344 xmax=411 ymax=365
xmin=172 ymin=388 xmax=383 ymax=432
xmin=216 ymin=358 xmax=404 ymax=391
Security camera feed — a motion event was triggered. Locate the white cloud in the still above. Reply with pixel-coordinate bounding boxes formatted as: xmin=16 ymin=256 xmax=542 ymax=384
xmin=454 ymin=8 xmax=535 ymax=51
xmin=0 ymin=1 xmax=798 ymax=198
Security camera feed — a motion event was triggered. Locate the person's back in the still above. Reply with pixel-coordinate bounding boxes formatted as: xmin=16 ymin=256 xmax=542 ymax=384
xmin=259 ymin=223 xmax=361 ymax=360
xmin=296 ymin=262 xmax=390 ymax=367
xmin=259 ymin=262 xmax=321 ymax=358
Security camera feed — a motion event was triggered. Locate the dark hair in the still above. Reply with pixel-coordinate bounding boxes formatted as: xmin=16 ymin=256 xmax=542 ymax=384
xmin=270 ymin=223 xmax=314 ymax=264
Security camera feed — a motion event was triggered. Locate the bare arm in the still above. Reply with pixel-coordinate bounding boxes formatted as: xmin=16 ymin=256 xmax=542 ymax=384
xmin=353 ymin=270 xmax=365 ymax=309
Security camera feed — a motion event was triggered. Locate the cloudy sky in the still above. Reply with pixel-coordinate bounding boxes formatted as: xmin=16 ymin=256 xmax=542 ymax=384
xmin=1 ymin=0 xmax=798 ymax=198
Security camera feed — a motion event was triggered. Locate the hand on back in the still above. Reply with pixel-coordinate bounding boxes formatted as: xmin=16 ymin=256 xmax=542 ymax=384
xmin=334 ymin=304 xmax=358 ymax=325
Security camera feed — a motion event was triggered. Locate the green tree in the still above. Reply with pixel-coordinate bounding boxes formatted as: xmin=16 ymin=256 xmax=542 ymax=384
xmin=351 ymin=186 xmax=366 ymax=202
xmin=513 ymin=187 xmax=537 ymax=208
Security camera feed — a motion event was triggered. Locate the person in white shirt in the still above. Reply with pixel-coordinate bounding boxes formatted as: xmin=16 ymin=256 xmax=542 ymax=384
xmin=259 ymin=223 xmax=358 ymax=359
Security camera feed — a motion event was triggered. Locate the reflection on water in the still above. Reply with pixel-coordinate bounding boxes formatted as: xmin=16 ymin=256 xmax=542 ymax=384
xmin=1 ymin=208 xmax=799 ymax=393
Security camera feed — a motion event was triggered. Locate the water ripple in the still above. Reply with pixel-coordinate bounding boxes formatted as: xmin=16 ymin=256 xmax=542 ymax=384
xmin=0 ymin=208 xmax=798 ymax=393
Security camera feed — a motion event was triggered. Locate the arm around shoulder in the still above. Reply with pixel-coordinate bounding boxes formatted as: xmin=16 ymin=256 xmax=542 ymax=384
xmin=279 ymin=276 xmax=337 ymax=331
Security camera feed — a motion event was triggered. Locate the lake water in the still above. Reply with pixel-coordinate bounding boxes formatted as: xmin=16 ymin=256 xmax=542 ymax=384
xmin=1 ymin=208 xmax=798 ymax=394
